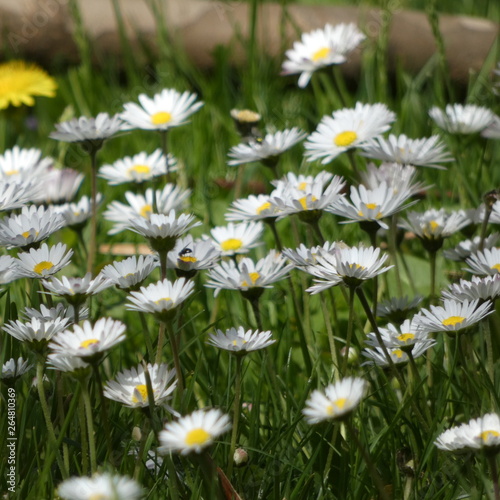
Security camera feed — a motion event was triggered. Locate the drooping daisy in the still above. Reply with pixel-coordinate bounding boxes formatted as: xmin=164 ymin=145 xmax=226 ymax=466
xmin=99 ymin=149 xmax=177 ymax=185
xmin=0 ymin=205 xmax=65 ymax=249
xmin=303 ymin=377 xmax=367 ymax=424
xmin=429 ymin=104 xmax=495 ymax=134
xmin=414 ymin=298 xmax=493 ymax=335
xmin=49 ymin=317 xmax=126 ymax=362
xmin=100 ymin=255 xmax=159 ymax=291
xmin=103 ymin=363 xmax=177 ymax=408
xmin=228 ymin=128 xmax=307 ymax=167
xmin=167 ymin=235 xmax=220 ymax=277
xmin=1 ymin=357 xmax=33 ymax=382
xmin=304 ymin=102 xmax=396 ymax=164
xmin=225 ymin=193 xmax=284 ymax=222
xmin=121 ymin=88 xmax=203 ymax=131
xmin=360 ymin=134 xmax=453 ymax=169
xmin=13 ymin=243 xmax=73 ymax=279
xmin=376 ymin=295 xmax=423 ymax=324
xmin=435 ymin=414 xmax=500 ymax=453
xmin=36 ymin=168 xmax=84 ymax=205
xmin=158 ymin=408 xmax=231 ymax=455
xmin=443 ymin=234 xmax=499 ymax=262
xmin=207 ymin=326 xmax=275 ymax=354
xmin=465 ymin=248 xmax=500 ymax=276
xmin=442 ymin=275 xmax=500 ymax=303
xmin=0 ymin=146 xmax=52 ymax=181
xmin=126 ymin=277 xmax=195 ymax=321
xmin=0 ymin=60 xmax=57 ymax=110
xmin=281 ymin=23 xmax=366 ymax=88
xmin=205 ymin=250 xmax=292 ymax=297
xmin=57 ymin=473 xmax=143 ymax=500
xmin=205 ymin=221 xmax=264 ymax=256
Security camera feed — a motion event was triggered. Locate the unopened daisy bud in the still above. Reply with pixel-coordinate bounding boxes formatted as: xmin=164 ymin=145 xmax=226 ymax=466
xmin=234 ymin=447 xmax=249 ymax=467
xmin=132 ymin=426 xmax=142 ymax=442
xmin=340 ymin=346 xmax=358 ymax=365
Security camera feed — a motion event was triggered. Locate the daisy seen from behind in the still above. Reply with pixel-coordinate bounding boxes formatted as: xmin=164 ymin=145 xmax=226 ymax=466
xmin=207 ymin=326 xmax=275 ymax=355
xmin=429 ymin=104 xmax=495 ymax=134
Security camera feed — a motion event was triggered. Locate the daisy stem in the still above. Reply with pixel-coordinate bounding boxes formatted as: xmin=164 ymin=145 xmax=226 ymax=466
xmin=165 ymin=320 xmax=184 ymax=399
xmin=250 ymin=297 xmax=263 ymax=331
xmin=76 ymin=227 xmax=88 ymax=260
xmin=80 ymin=377 xmax=97 ymax=473
xmin=398 ymin=249 xmax=418 ymax=296
xmin=87 ymin=147 xmax=98 ymax=276
xmin=55 ymin=372 xmax=70 ymax=474
xmin=323 ymin=423 xmax=340 ymax=482
xmin=428 ymin=250 xmax=437 ymax=304
xmin=139 ymin=312 xmax=155 ymax=362
xmin=91 ymin=363 xmax=113 ymax=459
xmin=347 ymin=149 xmax=361 ymax=181
xmin=134 ymin=416 xmax=150 ymax=481
xmin=407 ymin=351 xmax=432 ymax=424
xmin=227 ymin=356 xmax=243 ymax=478
xmin=345 ymin=419 xmax=389 ymax=500
xmin=265 ymin=219 xmax=282 ymax=251
xmin=36 ymin=360 xmax=69 ymax=478
xmin=78 ymin=396 xmax=89 ymax=475
xmin=342 ymin=286 xmax=356 ymax=377
xmin=368 ymin=230 xmax=379 ymax=317
xmin=310 ymin=220 xmax=325 ymax=245
xmin=390 ymin=215 xmax=403 ymax=297
xmin=160 ymin=130 xmax=171 ymax=185
xmin=483 ymin=319 xmax=495 ymax=408
xmin=234 ymin=164 xmax=246 ymax=201
xmin=479 ymin=202 xmax=492 ymax=252
xmin=156 ymin=323 xmax=166 ymax=365
xmin=488 ymin=454 xmax=500 ymax=500
xmin=318 ymin=292 xmax=340 ymax=378
xmin=197 ymin=451 xmax=226 ymax=500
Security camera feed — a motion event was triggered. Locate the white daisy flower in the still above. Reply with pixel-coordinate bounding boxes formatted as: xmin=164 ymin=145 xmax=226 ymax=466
xmin=158 ymin=408 xmax=231 ymax=455
xmin=13 ymin=243 xmax=73 ymax=279
xmin=55 ymin=194 xmax=103 ymax=229
xmin=415 ymin=298 xmax=493 ymax=334
xmin=429 ymin=104 xmax=495 ymax=134
xmin=376 ymin=296 xmax=423 ymax=324
xmin=205 ymin=250 xmax=292 ymax=297
xmin=104 ymin=186 xmax=191 ymax=235
xmin=465 ymin=247 xmax=500 ymax=276
xmin=360 ymin=134 xmax=453 ymax=169
xmin=1 ymin=357 xmax=33 ymax=381
xmin=281 ymin=23 xmax=366 ymax=88
xmin=0 ymin=205 xmax=65 ymax=249
xmin=0 ymin=179 xmax=43 ymax=212
xmin=99 ymin=149 xmax=177 ymax=185
xmin=50 ymin=112 xmax=125 ymax=144
xmin=443 ymin=234 xmax=499 ymax=262
xmin=0 ymin=146 xmax=52 ymax=181
xmin=57 ymin=473 xmax=143 ymax=500
xmin=103 ymin=363 xmax=177 ymax=408
xmin=304 ymin=102 xmax=396 ymax=164
xmin=47 ymin=353 xmax=90 ymax=373
xmin=125 ymin=210 xmax=201 ymax=252
xmin=225 ymin=194 xmax=284 ymax=222
xmin=326 ymin=181 xmax=417 ymax=230
xmin=207 ymin=326 xmax=275 ymax=354
xmin=442 ymin=275 xmax=500 ymax=303
xmin=49 ymin=317 xmax=126 ymax=361
xmin=121 ymin=88 xmax=203 ymax=131
xmin=227 ymin=128 xmax=307 ymax=167
xmin=0 ymin=254 xmax=20 ymax=285
xmin=167 ymin=235 xmax=220 ymax=276
xmin=205 ymin=221 xmax=264 ymax=256
xmin=303 ymin=377 xmax=367 ymax=424
xmin=435 ymin=414 xmax=500 ymax=452
xmin=22 ymin=303 xmax=88 ymax=325
xmin=126 ymin=277 xmax=195 ymax=321
xmin=282 ymin=241 xmax=339 ymax=268
xmin=41 ymin=273 xmax=112 ymax=304
xmin=35 ymin=168 xmax=83 ymax=205
xmin=3 ymin=316 xmax=70 ymax=345
xmin=362 ymin=342 xmax=432 ymax=366
xmin=100 ymin=255 xmax=159 ymax=291
xmin=481 ymin=115 xmax=500 ymax=139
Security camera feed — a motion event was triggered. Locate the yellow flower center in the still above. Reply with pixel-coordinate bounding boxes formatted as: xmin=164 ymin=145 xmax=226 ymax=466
xmin=22 ymin=230 xmax=31 ymax=238
xmin=298 ymin=181 xmax=308 ymax=191
xmin=131 ymin=384 xmax=149 ymax=404
xmin=128 ymin=164 xmax=151 ymax=176
xmin=235 ymin=109 xmax=260 ymax=122
xmin=33 ymin=261 xmax=54 ymax=274
xmin=256 ymin=201 xmax=272 ymax=214
xmin=312 ymin=47 xmax=331 ymax=62
xmin=155 ymin=297 xmax=172 ymax=306
xmin=80 ymin=338 xmax=100 ymax=349
xmin=480 ymin=430 xmax=500 ymax=442
xmin=241 ymin=272 xmax=260 ymax=287
xmin=491 ymin=264 xmax=500 ymax=273
xmin=428 ymin=220 xmax=439 ymax=232
xmin=366 ymin=203 xmax=378 ymax=210
xmin=151 ymin=111 xmax=172 ymax=125
xmin=298 ymin=195 xmax=317 ymax=210
xmin=89 ymin=495 xmax=107 ymax=500
xmin=334 ymin=131 xmax=358 ymax=147
xmin=185 ymin=428 xmax=211 ymax=446
xmin=5 ymin=169 xmax=18 ymax=176
xmin=139 ymin=204 xmax=152 ymax=218
xmin=221 ymin=238 xmax=243 ymax=252
xmin=179 ymin=255 xmax=197 ymax=263
xmin=393 ymin=349 xmax=404 ymax=359
xmin=397 ymin=333 xmax=415 ymax=343
xmin=442 ymin=316 xmax=465 ymax=327
xmin=348 ymin=263 xmax=366 ymax=270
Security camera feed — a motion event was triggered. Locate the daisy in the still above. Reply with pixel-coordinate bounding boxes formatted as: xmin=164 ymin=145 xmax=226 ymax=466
xmin=207 ymin=326 xmax=275 ymax=354
xmin=126 ymin=277 xmax=195 ymax=321
xmin=303 ymin=377 xmax=367 ymax=424
xmin=481 ymin=115 xmax=500 ymax=139
xmin=360 ymin=134 xmax=453 ymax=169
xmin=225 ymin=194 xmax=283 ymax=222
xmin=47 ymin=353 xmax=90 ymax=374
xmin=376 ymin=295 xmax=423 ymax=324
xmin=41 ymin=273 xmax=112 ymax=305
xmin=283 ymin=241 xmax=339 ymax=268
xmin=429 ymin=104 xmax=495 ymax=134
xmin=0 ymin=179 xmax=42 ymax=212
xmin=125 ymin=210 xmax=201 ymax=252
xmin=36 ymin=168 xmax=83 ymax=205
xmin=22 ymin=303 xmax=88 ymax=325
xmin=1 ymin=357 xmax=32 ymax=381
xmin=49 ymin=317 xmax=126 ymax=362
xmin=281 ymin=23 xmax=366 ymax=88
xmin=55 ymin=194 xmax=103 ymax=229
xmin=304 ymin=102 xmax=396 ymax=164
xmin=415 ymin=298 xmax=493 ymax=335
xmin=104 ymin=186 xmax=191 ymax=235
xmin=0 ymin=60 xmax=57 ymax=109
xmin=0 ymin=146 xmax=52 ymax=180
xmin=205 ymin=221 xmax=264 ymax=256
xmin=362 ymin=342 xmax=432 ymax=366
xmin=57 ymin=473 xmax=143 ymax=500
xmin=465 ymin=248 xmax=500 ymax=276
xmin=13 ymin=243 xmax=73 ymax=279
xmin=205 ymin=250 xmax=292 ymax=297
xmin=103 ymin=363 xmax=177 ymax=408
xmin=326 ymin=181 xmax=417 ymax=230
xmin=0 ymin=205 xmax=65 ymax=249
xmin=158 ymin=408 xmax=231 ymax=455
xmin=167 ymin=235 xmax=220 ymax=277
xmin=443 ymin=234 xmax=499 ymax=262
xmin=442 ymin=275 xmax=500 ymax=303
xmin=121 ymin=88 xmax=203 ymax=131
xmin=99 ymin=149 xmax=177 ymax=185
xmin=50 ymin=112 xmax=125 ymax=145
xmin=227 ymin=128 xmax=307 ymax=167
xmin=0 ymin=254 xmax=19 ymax=285
xmin=100 ymin=255 xmax=159 ymax=291
xmin=3 ymin=316 xmax=70 ymax=345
